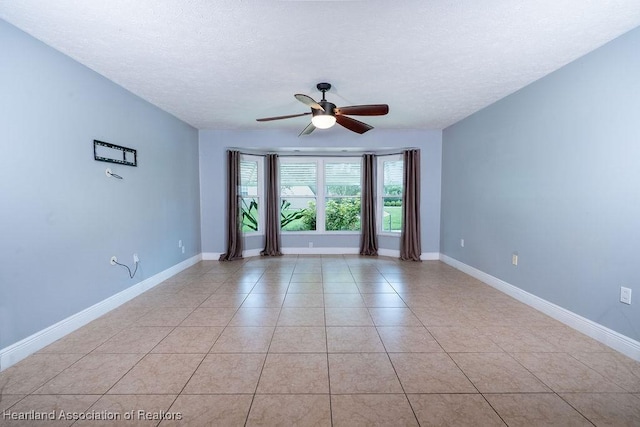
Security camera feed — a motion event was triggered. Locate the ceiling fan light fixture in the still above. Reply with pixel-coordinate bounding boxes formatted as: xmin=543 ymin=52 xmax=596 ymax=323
xmin=311 ymin=114 xmax=336 ymax=129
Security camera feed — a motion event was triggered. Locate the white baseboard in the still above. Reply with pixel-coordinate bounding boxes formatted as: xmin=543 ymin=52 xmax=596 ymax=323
xmin=420 ymin=252 xmax=440 ymax=261
xmin=205 ymin=249 xmax=439 ymax=259
xmin=378 ymin=250 xmax=439 ymax=260
xmin=281 ymin=247 xmax=361 ymax=255
xmin=206 ymin=248 xmax=366 ymax=258
xmin=377 ymin=248 xmax=398 ymax=258
xmin=440 ymin=254 xmax=640 ymax=362
xmin=202 ymin=252 xmax=222 ymax=260
xmin=0 ymin=254 xmax=202 ymax=371
xmin=244 ymin=249 xmax=262 ymax=257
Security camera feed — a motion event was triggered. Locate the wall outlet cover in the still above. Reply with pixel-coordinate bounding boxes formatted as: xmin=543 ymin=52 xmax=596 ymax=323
xmin=620 ymin=287 xmax=632 ymax=305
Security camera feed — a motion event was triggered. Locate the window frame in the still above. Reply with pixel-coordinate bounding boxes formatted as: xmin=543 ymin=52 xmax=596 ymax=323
xmin=240 ymin=154 xmax=264 ymax=235
xmin=377 ymin=154 xmax=403 ymax=235
xmin=279 ymin=156 xmax=362 ymax=234
xmin=279 ymin=158 xmax=320 ymax=233
xmin=324 ymin=159 xmax=363 ymax=232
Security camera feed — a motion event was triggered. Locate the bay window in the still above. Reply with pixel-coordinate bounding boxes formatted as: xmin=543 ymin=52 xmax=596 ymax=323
xmin=240 ymin=154 xmax=404 ymax=235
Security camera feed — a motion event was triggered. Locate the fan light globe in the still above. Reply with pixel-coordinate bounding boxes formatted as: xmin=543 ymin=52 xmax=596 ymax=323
xmin=311 ymin=115 xmax=336 ymax=129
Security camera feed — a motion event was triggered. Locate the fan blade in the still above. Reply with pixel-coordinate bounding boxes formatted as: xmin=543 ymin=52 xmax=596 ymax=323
xmin=336 ymin=115 xmax=373 ymax=134
xmin=294 ymin=94 xmax=324 ymax=111
xmin=298 ymin=122 xmax=316 ymax=136
xmin=256 ymin=112 xmax=311 ymax=122
xmin=335 ymin=104 xmax=389 ymax=116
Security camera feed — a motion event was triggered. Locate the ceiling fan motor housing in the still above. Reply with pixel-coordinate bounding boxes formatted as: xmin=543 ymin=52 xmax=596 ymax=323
xmin=313 ymin=100 xmax=336 ymax=117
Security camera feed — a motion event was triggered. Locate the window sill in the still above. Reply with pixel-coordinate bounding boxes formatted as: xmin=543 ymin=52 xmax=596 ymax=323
xmin=281 ymin=231 xmax=361 ymax=235
xmin=378 ymin=232 xmax=401 ymax=237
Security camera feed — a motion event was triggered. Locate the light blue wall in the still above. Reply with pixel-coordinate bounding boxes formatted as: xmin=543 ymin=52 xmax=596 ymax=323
xmin=0 ymin=21 xmax=201 ymax=349
xmin=199 ymin=129 xmax=442 ymax=254
xmin=441 ymin=27 xmax=640 ymax=340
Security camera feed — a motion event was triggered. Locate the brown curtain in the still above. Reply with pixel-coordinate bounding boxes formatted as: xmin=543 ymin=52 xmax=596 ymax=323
xmin=400 ymin=149 xmax=421 ymax=261
xmin=261 ymin=154 xmax=282 ymax=256
xmin=359 ymin=153 xmax=378 ymax=256
xmin=219 ymin=150 xmax=243 ymax=261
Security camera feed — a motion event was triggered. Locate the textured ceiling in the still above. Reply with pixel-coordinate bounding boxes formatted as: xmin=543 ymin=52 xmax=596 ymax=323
xmin=2 ymin=0 xmax=640 ymax=131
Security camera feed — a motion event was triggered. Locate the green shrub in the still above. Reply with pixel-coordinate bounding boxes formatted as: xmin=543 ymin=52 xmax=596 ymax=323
xmin=300 ymin=201 xmax=317 ymax=230
xmin=383 ymin=198 xmax=402 ymax=207
xmin=325 ymin=198 xmax=361 ymax=231
xmin=242 ymin=199 xmax=312 ymax=231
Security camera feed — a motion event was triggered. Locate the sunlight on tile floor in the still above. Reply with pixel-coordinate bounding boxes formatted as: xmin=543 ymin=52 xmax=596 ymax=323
xmin=1 ymin=256 xmax=639 ymax=426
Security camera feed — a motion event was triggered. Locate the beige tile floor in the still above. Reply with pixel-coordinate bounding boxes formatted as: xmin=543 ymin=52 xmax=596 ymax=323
xmin=1 ymin=255 xmax=639 ymax=426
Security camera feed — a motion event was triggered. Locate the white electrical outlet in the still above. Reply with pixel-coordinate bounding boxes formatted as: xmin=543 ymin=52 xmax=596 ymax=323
xmin=620 ymin=287 xmax=632 ymax=305
xmin=110 ymin=256 xmax=117 ymax=265
xmin=181 ymin=246 xmax=185 ymax=254
xmin=512 ymin=253 xmax=518 ymax=266
xmin=133 ymin=253 xmax=139 ymax=263
xmin=460 ymin=239 xmax=465 ymax=247
xmin=178 ymin=240 xmax=182 ymax=248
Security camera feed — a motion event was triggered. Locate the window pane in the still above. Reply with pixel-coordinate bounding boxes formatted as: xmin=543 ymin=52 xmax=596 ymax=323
xmin=325 ymin=197 xmax=361 ymax=231
xmin=280 ymin=198 xmax=316 ymax=231
xmin=281 ymin=162 xmax=317 ymax=232
xmin=382 ymin=159 xmax=403 ymax=233
xmin=240 ymin=160 xmax=258 ymax=196
xmin=383 ymin=160 xmax=403 ymax=196
xmin=382 ymin=197 xmax=402 ymax=232
xmin=241 ymin=197 xmax=259 ymax=232
xmin=281 ymin=162 xmax=317 ymax=192
xmin=325 ymin=162 xmax=361 ymax=196
xmin=241 ymin=159 xmax=260 ymax=233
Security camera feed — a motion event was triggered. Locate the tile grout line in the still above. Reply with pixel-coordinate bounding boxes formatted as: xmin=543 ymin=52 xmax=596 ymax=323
xmin=323 ymin=257 xmax=334 ymax=427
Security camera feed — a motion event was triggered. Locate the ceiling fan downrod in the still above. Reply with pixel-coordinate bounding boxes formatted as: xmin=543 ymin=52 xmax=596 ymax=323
xmin=317 ymin=82 xmax=331 ymax=101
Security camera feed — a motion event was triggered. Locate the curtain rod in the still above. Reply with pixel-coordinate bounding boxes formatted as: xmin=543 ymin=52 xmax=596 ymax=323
xmin=229 ymin=148 xmax=417 ymax=157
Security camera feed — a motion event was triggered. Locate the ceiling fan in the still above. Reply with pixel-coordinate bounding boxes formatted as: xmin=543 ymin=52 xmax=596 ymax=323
xmin=256 ymin=83 xmax=389 ymax=136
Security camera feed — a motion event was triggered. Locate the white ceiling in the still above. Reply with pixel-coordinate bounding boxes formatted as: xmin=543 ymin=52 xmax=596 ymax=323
xmin=2 ymin=0 xmax=640 ymax=132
